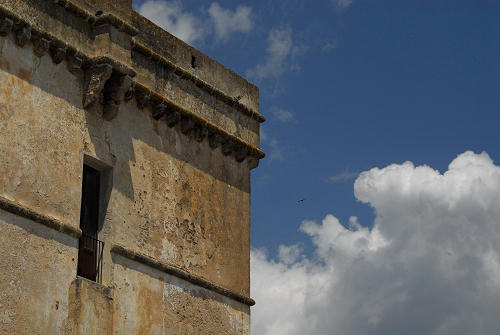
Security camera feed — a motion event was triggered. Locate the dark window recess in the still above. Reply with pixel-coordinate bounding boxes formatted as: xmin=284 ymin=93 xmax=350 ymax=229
xmin=77 ymin=165 xmax=104 ymax=283
xmin=191 ymin=55 xmax=197 ymax=68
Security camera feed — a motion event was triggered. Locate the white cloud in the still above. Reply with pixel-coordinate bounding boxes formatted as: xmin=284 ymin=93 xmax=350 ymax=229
xmin=208 ymin=2 xmax=253 ymax=42
xmin=272 ymin=108 xmax=294 ymax=122
xmin=247 ymin=28 xmax=293 ymax=80
xmin=137 ymin=1 xmax=253 ymax=44
xmin=333 ymin=0 xmax=354 ymax=9
xmin=252 ymin=151 xmax=500 ymax=335
xmin=268 ymin=137 xmax=283 ymax=161
xmin=137 ymin=1 xmax=204 ymax=44
xmin=329 ymin=169 xmax=360 ymax=183
xmin=278 ymin=244 xmax=303 ymax=265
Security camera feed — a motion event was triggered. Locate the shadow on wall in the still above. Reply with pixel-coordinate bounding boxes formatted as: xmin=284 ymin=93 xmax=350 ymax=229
xmin=111 ymin=251 xmax=249 ymax=314
xmin=0 ymin=210 xmax=78 ymax=249
xmin=0 ymin=35 xmax=250 ymax=205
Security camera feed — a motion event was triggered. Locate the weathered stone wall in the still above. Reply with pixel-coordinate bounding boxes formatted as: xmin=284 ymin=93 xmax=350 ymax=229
xmin=0 ymin=35 xmax=84 ymax=227
xmin=0 ymin=210 xmax=78 ymax=334
xmin=84 ymin=82 xmax=252 ymax=296
xmin=0 ymin=0 xmax=261 ymax=334
xmin=112 ymin=254 xmax=250 ymax=335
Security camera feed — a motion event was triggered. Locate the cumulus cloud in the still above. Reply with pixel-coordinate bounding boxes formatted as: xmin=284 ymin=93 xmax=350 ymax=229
xmin=208 ymin=2 xmax=253 ymax=42
xmin=278 ymin=244 xmax=303 ymax=265
xmin=247 ymin=28 xmax=293 ymax=80
xmin=251 ymin=151 xmax=500 ymax=335
xmin=137 ymin=1 xmax=253 ymax=44
xmin=137 ymin=1 xmax=204 ymax=44
xmin=272 ymin=108 xmax=294 ymax=122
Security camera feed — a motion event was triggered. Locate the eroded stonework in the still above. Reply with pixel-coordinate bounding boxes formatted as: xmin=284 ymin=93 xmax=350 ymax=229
xmin=0 ymin=1 xmax=262 ymax=334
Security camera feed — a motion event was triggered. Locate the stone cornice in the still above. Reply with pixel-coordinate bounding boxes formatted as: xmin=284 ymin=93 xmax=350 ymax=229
xmin=53 ymin=0 xmax=139 ymax=37
xmin=131 ymin=41 xmax=265 ymax=123
xmin=28 ymin=0 xmax=264 ymax=124
xmin=0 ymin=5 xmax=265 ymax=168
xmin=0 ymin=196 xmax=82 ymax=239
xmin=132 ymin=82 xmax=265 ymax=165
xmin=111 ymin=244 xmax=256 ymax=306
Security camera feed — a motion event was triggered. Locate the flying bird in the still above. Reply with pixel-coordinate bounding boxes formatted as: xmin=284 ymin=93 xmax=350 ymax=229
xmin=297 ymin=198 xmax=306 ymax=203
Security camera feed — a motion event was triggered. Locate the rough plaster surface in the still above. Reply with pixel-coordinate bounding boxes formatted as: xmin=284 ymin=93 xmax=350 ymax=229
xmin=100 ymin=101 xmax=251 ymax=295
xmin=0 ymin=210 xmax=78 ymax=335
xmin=0 ymin=1 xmax=258 ymax=333
xmin=112 ymin=255 xmax=250 ymax=335
xmin=0 ymin=36 xmax=84 ymax=228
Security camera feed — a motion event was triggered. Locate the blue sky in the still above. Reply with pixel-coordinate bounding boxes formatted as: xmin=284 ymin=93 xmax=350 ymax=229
xmin=133 ymin=1 xmax=500 ymax=334
xmin=136 ymin=0 xmax=499 ymax=254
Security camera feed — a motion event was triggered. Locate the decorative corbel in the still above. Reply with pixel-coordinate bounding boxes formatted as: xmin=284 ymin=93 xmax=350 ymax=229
xmin=101 ymin=73 xmax=134 ymax=121
xmin=165 ymin=109 xmax=181 ymax=128
xmin=234 ymin=145 xmax=248 ymax=162
xmin=49 ymin=44 xmax=67 ymax=64
xmin=135 ymin=88 xmax=150 ymax=109
xmin=83 ymin=63 xmax=113 ymax=108
xmin=208 ymin=131 xmax=221 ymax=149
xmin=124 ymin=81 xmax=135 ymax=102
xmin=152 ymin=103 xmax=167 ymax=120
xmin=180 ymin=116 xmax=195 ymax=135
xmin=194 ymin=126 xmax=208 ymax=142
xmin=67 ymin=50 xmax=84 ymax=73
xmin=221 ymin=138 xmax=234 ymax=156
xmin=106 ymin=74 xmax=133 ymax=102
xmin=15 ymin=24 xmax=31 ymax=47
xmin=247 ymin=154 xmax=260 ymax=170
xmin=0 ymin=17 xmax=13 ymax=36
xmin=32 ymin=37 xmax=51 ymax=57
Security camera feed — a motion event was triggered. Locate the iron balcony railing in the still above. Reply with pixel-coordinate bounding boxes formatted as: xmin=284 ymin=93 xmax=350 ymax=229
xmin=77 ymin=234 xmax=104 ymax=284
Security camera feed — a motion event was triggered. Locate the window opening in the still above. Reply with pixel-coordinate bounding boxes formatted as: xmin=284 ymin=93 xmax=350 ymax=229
xmin=77 ymin=164 xmax=104 ymax=283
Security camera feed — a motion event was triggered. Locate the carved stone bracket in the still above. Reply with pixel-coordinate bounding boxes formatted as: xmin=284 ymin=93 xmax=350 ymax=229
xmin=234 ymin=145 xmax=248 ymax=162
xmin=208 ymin=132 xmax=221 ymax=149
xmin=83 ymin=63 xmax=113 ymax=109
xmin=106 ymin=74 xmax=134 ymax=102
xmin=152 ymin=103 xmax=167 ymax=120
xmin=247 ymin=154 xmax=260 ymax=170
xmin=194 ymin=126 xmax=208 ymax=143
xmin=67 ymin=51 xmax=84 ymax=73
xmin=15 ymin=24 xmax=31 ymax=47
xmin=221 ymin=139 xmax=234 ymax=156
xmin=100 ymin=73 xmax=134 ymax=121
xmin=0 ymin=17 xmax=13 ymax=36
xmin=165 ymin=109 xmax=181 ymax=128
xmin=180 ymin=116 xmax=195 ymax=135
xmin=49 ymin=44 xmax=67 ymax=64
xmin=32 ymin=37 xmax=51 ymax=57
xmin=135 ymin=88 xmax=150 ymax=109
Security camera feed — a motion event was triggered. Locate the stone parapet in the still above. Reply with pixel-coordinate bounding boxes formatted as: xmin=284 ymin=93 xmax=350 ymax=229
xmin=0 ymin=0 xmax=264 ymax=167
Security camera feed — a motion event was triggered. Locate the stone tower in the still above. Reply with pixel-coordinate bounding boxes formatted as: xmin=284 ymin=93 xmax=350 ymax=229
xmin=0 ymin=0 xmax=264 ymax=333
